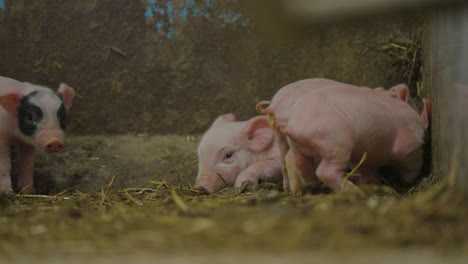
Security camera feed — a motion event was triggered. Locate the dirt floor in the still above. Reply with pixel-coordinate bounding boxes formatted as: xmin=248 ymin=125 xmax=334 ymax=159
xmin=28 ymin=135 xmax=200 ymax=194
xmin=0 ymin=135 xmax=466 ymax=263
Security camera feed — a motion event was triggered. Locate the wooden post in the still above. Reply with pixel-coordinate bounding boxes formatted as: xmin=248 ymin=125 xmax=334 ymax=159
xmin=425 ymin=4 xmax=468 ymax=191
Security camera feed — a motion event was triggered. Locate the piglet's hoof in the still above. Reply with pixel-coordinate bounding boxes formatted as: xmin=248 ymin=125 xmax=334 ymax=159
xmin=237 ymin=181 xmax=258 ymax=193
xmin=0 ymin=182 xmax=14 ymax=194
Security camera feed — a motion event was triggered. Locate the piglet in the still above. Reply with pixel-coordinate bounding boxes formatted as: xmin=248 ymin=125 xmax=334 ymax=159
xmin=0 ymin=76 xmax=75 ymax=194
xmin=257 ymin=78 xmax=411 ymax=124
xmin=255 ymin=78 xmax=348 ymax=191
xmin=256 ymin=78 xmax=412 ymax=193
xmin=194 ymin=114 xmax=286 ymax=193
xmin=277 ymin=84 xmax=430 ymax=194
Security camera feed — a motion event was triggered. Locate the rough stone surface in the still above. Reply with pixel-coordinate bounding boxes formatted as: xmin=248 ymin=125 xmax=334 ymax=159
xmin=0 ymin=0 xmax=422 ymax=135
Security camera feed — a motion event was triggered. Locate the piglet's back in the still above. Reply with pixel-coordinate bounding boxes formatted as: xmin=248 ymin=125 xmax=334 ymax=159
xmin=286 ymin=85 xmax=424 ymax=164
xmin=292 ymin=85 xmax=422 ymax=127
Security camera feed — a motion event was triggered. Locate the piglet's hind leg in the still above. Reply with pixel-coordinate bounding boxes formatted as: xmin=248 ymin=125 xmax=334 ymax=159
xmin=0 ymin=140 xmax=13 ymax=193
xmin=316 ymin=154 xmax=355 ymax=192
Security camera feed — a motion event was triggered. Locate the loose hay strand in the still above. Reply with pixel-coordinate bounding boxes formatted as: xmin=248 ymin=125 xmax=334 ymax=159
xmin=216 ymin=173 xmax=229 ymax=187
xmin=124 ymin=188 xmax=156 ymax=192
xmin=171 ymin=188 xmax=189 ymax=213
xmin=56 ymin=189 xmax=68 ymax=196
xmin=267 ymin=114 xmax=276 ymax=130
xmin=100 ymin=174 xmax=116 ymax=206
xmin=148 ymin=181 xmax=170 ymax=188
xmin=15 ymin=194 xmax=56 ymax=199
xmin=123 ymin=190 xmax=141 ymax=205
xmin=341 ymin=152 xmax=367 ymax=192
xmin=110 ymin=46 xmax=127 ymax=57
xmin=16 ymin=184 xmax=33 ymax=195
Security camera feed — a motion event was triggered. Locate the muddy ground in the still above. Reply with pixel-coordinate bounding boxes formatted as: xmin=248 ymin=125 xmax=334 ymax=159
xmin=0 ymin=135 xmax=467 ymax=263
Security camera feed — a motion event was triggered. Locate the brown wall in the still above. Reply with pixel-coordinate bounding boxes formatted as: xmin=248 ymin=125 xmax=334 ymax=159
xmin=0 ymin=0 xmax=422 ymax=135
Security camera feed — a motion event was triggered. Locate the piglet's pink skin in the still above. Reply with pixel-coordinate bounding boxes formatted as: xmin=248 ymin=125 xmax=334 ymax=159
xmin=256 ymin=79 xmax=349 ymax=191
xmin=194 ymin=114 xmax=286 ymax=194
xmin=0 ymin=76 xmax=75 ymax=194
xmin=256 ymin=79 xmax=412 ymax=193
xmin=278 ymin=85 xmax=430 ymax=194
xmin=256 ymin=78 xmax=350 ymax=125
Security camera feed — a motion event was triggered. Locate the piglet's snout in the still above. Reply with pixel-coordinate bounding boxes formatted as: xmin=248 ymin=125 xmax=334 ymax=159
xmin=37 ymin=130 xmax=65 ymax=153
xmin=193 ymin=185 xmax=211 ymax=194
xmin=193 ymin=175 xmax=220 ymax=194
xmin=45 ymin=139 xmax=64 ymax=152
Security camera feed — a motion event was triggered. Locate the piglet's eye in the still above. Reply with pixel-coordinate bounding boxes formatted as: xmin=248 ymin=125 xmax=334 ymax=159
xmin=224 ymin=151 xmax=233 ymax=159
xmin=26 ymin=112 xmax=37 ymax=124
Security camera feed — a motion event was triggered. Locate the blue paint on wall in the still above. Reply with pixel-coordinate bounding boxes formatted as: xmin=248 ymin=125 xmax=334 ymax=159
xmin=218 ymin=11 xmax=244 ymax=27
xmin=145 ymin=0 xmax=156 ymax=17
xmin=145 ymin=0 xmax=248 ymax=39
xmin=166 ymin=29 xmax=180 ymax=39
xmin=204 ymin=0 xmax=215 ymax=8
xmin=156 ymin=21 xmax=164 ymax=32
xmin=178 ymin=7 xmax=188 ymax=22
xmin=145 ymin=0 xmax=165 ymax=18
xmin=154 ymin=6 xmax=165 ymax=15
xmin=0 ymin=0 xmax=5 ymax=10
xmin=192 ymin=6 xmax=210 ymax=18
xmin=241 ymin=18 xmax=249 ymax=27
xmin=186 ymin=0 xmax=195 ymax=7
xmin=166 ymin=2 xmax=175 ymax=24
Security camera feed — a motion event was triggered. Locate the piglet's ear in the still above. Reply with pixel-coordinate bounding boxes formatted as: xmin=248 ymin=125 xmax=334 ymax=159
xmin=242 ymin=116 xmax=273 ymax=152
xmin=0 ymin=93 xmax=21 ymax=112
xmin=57 ymin=83 xmax=75 ymax=111
xmin=213 ymin=113 xmax=236 ymax=126
xmin=421 ymin=98 xmax=432 ymax=130
xmin=389 ymin=84 xmax=410 ymax=102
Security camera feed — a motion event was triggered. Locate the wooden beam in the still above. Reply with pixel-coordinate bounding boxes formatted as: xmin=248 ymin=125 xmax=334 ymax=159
xmin=425 ymin=4 xmax=468 ymax=192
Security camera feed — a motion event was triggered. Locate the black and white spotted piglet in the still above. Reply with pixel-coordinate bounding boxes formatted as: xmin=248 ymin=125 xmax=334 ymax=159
xmin=0 ymin=76 xmax=75 ymax=194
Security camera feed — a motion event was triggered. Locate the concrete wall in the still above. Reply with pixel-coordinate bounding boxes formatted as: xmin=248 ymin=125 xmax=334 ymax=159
xmin=0 ymin=0 xmax=421 ymax=135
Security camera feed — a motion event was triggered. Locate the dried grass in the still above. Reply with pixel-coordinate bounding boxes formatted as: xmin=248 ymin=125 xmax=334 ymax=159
xmin=0 ymin=170 xmax=465 ymax=257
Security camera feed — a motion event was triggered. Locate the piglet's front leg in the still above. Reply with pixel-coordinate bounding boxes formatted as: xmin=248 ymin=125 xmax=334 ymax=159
xmin=0 ymin=139 xmax=13 ymax=193
xmin=234 ymin=159 xmax=283 ymax=188
xmin=15 ymin=143 xmax=36 ymax=194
